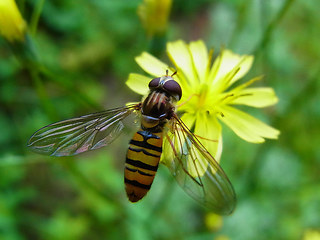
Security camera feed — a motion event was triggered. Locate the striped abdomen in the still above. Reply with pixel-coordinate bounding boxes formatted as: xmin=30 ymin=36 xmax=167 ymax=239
xmin=125 ymin=129 xmax=163 ymax=202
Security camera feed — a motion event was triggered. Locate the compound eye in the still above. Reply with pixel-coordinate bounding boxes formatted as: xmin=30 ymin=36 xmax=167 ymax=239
xmin=163 ymin=80 xmax=182 ymax=100
xmin=148 ymin=77 xmax=161 ymax=89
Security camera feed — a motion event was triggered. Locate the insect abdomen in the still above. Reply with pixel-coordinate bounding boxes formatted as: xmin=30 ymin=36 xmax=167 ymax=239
xmin=125 ymin=129 xmax=163 ymax=202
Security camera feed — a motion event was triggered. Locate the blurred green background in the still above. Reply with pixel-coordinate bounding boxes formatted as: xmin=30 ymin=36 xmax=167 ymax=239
xmin=1 ymin=0 xmax=319 ymax=239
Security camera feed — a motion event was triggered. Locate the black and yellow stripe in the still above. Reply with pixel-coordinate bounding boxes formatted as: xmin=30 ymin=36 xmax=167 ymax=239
xmin=125 ymin=129 xmax=163 ymax=202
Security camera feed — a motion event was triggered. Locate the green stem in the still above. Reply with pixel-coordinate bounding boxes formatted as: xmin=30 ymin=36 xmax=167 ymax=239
xmin=284 ymin=66 xmax=320 ymax=114
xmin=30 ymin=0 xmax=46 ymax=36
xmin=18 ymin=0 xmax=26 ymax=14
xmin=147 ymin=34 xmax=167 ymax=57
xmin=39 ymin=67 xmax=102 ymax=111
xmin=254 ymin=0 xmax=296 ymax=55
xmin=30 ymin=68 xmax=57 ymax=120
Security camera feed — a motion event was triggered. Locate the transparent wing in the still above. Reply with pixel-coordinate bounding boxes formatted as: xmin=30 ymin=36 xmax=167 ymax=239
xmin=162 ymin=114 xmax=236 ymax=215
xmin=28 ymin=104 xmax=140 ymax=156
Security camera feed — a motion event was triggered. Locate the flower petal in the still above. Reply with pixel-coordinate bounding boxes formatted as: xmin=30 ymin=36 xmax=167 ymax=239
xmin=180 ymin=112 xmax=196 ymax=129
xmin=187 ymin=112 xmax=223 ymax=177
xmin=0 ymin=0 xmax=27 ymax=42
xmin=230 ymin=87 xmax=279 ymax=108
xmin=167 ymin=40 xmax=198 ymax=86
xmin=229 ymin=54 xmax=254 ymax=86
xmin=135 ymin=52 xmax=171 ymax=77
xmin=194 ymin=112 xmax=222 ymax=160
xmin=209 ymin=49 xmax=254 ymax=89
xmin=218 ymin=105 xmax=280 ymax=143
xmin=126 ymin=73 xmax=150 ymax=95
xmin=189 ymin=40 xmax=209 ymax=83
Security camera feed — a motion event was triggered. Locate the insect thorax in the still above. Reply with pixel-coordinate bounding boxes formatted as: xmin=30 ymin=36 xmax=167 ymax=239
xmin=141 ymin=91 xmax=175 ymax=130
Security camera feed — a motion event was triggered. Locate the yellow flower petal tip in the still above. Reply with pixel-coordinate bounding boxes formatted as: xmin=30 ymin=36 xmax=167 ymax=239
xmin=126 ymin=73 xmax=150 ymax=96
xmin=0 ymin=0 xmax=27 ymax=42
xmin=126 ymin=39 xmax=280 ymax=159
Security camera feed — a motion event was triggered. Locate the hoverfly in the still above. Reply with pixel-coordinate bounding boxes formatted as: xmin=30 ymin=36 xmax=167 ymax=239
xmin=28 ymin=71 xmax=236 ymax=215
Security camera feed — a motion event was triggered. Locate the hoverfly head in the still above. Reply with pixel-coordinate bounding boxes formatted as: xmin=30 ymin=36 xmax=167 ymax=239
xmin=148 ymin=72 xmax=182 ymax=101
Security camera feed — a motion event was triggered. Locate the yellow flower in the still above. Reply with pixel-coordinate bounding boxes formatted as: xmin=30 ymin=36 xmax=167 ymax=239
xmin=0 ymin=0 xmax=26 ymax=42
xmin=137 ymin=0 xmax=172 ymax=37
xmin=204 ymin=212 xmax=223 ymax=231
xmin=126 ymin=39 xmax=280 ymax=162
xmin=303 ymin=229 xmax=320 ymax=240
